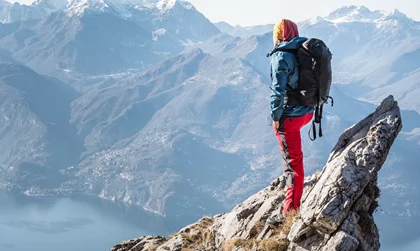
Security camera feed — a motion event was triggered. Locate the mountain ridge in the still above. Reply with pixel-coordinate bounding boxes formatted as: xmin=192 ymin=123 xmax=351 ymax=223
xmin=0 ymin=0 xmax=220 ymax=76
xmin=0 ymin=62 xmax=82 ymax=191
xmin=215 ymin=5 xmax=417 ymax=38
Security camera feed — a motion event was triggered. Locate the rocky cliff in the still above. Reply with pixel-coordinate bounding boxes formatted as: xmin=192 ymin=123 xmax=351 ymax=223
xmin=111 ymin=95 xmax=402 ymax=251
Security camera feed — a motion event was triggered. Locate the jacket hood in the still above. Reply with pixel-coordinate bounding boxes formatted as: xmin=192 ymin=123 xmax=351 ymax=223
xmin=273 ymin=19 xmax=300 ymax=43
xmin=276 ymin=37 xmax=308 ymax=50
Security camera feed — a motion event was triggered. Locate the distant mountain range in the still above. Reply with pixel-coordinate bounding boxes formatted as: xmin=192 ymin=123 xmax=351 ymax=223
xmin=0 ymin=0 xmax=220 ymax=75
xmin=215 ymin=21 xmax=273 ymax=38
xmin=0 ymin=2 xmax=419 ymax=248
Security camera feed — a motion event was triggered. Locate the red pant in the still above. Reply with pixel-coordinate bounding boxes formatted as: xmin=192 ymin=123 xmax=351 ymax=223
xmin=274 ymin=113 xmax=313 ymax=215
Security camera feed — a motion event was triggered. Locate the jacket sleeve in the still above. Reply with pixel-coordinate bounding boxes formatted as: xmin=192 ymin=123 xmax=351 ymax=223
xmin=270 ymin=52 xmax=291 ymax=121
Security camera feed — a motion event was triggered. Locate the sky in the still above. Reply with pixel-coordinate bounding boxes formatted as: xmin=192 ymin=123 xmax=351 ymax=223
xmin=7 ymin=0 xmax=420 ymax=26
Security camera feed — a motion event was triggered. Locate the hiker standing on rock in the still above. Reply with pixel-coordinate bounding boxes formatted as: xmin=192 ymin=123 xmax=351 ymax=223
xmin=266 ymin=19 xmax=333 ymax=225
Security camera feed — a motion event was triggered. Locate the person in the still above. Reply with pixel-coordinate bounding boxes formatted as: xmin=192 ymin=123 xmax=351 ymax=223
xmin=266 ymin=19 xmax=315 ymax=225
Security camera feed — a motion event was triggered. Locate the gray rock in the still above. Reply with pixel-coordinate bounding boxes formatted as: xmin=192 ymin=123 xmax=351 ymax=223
xmin=320 ymin=231 xmax=359 ymax=251
xmin=288 ymin=96 xmax=401 ymax=250
xmin=212 ymin=183 xmax=286 ymax=246
xmin=287 ymin=220 xmax=310 ymax=242
xmin=111 ymin=236 xmax=165 ymax=251
xmin=156 ymin=235 xmax=184 ymax=251
xmin=297 ymin=96 xmax=401 ymax=232
xmin=111 ymin=96 xmax=401 ymax=251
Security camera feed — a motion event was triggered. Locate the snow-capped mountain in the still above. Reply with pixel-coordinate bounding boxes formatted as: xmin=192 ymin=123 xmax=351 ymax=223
xmin=65 ymin=0 xmax=111 ymax=16
xmin=0 ymin=0 xmax=71 ymax=23
xmin=0 ymin=11 xmax=176 ymax=75
xmin=0 ymin=0 xmax=47 ymax=23
xmin=129 ymin=0 xmax=220 ymax=44
xmin=217 ymin=6 xmax=417 ymax=38
xmin=0 ymin=0 xmax=219 ymax=76
xmin=299 ymin=5 xmax=414 ymax=25
xmin=0 ymin=0 xmax=220 ymax=46
xmin=324 ymin=5 xmax=388 ymax=23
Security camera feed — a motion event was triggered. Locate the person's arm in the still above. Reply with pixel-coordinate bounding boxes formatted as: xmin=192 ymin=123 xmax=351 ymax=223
xmin=270 ymin=52 xmax=290 ymax=122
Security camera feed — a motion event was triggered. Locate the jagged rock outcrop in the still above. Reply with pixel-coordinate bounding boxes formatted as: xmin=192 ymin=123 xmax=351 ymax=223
xmin=111 ymin=95 xmax=402 ymax=251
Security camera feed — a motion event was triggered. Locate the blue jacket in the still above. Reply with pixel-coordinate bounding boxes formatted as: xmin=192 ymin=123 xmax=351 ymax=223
xmin=270 ymin=37 xmax=314 ymax=121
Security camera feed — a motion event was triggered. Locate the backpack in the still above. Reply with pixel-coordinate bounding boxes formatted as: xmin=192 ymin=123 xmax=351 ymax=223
xmin=267 ymin=38 xmax=333 ymax=141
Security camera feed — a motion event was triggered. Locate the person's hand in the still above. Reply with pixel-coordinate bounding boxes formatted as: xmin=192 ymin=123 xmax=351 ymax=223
xmin=273 ymin=120 xmax=280 ymax=131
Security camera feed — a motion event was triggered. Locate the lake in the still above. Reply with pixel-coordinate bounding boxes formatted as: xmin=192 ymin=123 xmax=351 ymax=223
xmin=381 ymin=238 xmax=420 ymax=251
xmin=1 ymin=192 xmax=419 ymax=251
xmin=0 ymin=192 xmax=180 ymax=251
xmin=376 ymin=212 xmax=420 ymax=251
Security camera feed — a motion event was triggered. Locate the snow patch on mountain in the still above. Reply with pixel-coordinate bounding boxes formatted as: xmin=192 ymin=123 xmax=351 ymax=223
xmin=156 ymin=0 xmax=175 ymax=10
xmin=66 ymin=0 xmax=110 ymax=16
xmin=322 ymin=5 xmax=413 ymax=24
xmin=325 ymin=5 xmax=386 ymax=23
xmin=153 ymin=28 xmax=166 ymax=41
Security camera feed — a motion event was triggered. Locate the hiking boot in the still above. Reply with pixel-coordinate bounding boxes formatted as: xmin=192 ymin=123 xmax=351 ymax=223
xmin=266 ymin=214 xmax=285 ymax=225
